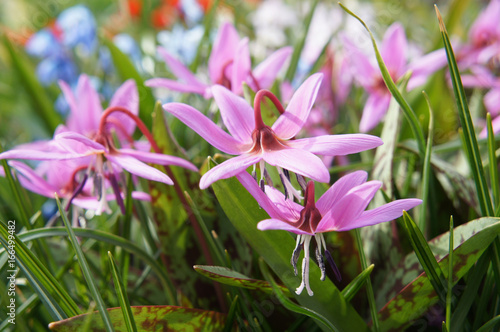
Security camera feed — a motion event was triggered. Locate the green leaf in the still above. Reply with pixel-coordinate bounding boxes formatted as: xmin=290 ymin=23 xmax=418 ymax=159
xmin=48 ymin=306 xmax=227 ymax=332
xmin=338 ymin=3 xmax=426 ymax=156
xmin=107 ymin=252 xmax=138 ymax=332
xmin=403 ymin=211 xmax=447 ymax=303
xmin=420 ymin=92 xmax=435 ymax=231
xmin=378 ymin=217 xmax=500 ymax=331
xmin=259 ymin=258 xmax=338 ymax=332
xmin=55 ymin=196 xmax=114 ymax=332
xmin=0 ymin=221 xmax=81 ymax=318
xmin=435 ymin=6 xmax=494 ymax=216
xmin=207 ymin=158 xmax=368 ymax=332
xmin=341 ymin=264 xmax=374 ymax=302
xmin=103 ymin=38 xmax=155 ymax=129
xmin=3 ymin=35 xmax=61 ymax=134
xmin=486 ymin=113 xmax=500 ymax=211
xmin=194 ymin=265 xmax=292 ymax=297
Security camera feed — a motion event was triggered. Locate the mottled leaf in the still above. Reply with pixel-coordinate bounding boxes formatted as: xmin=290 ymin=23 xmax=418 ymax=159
xmin=194 ymin=265 xmax=292 ymax=297
xmin=378 ymin=217 xmax=500 ymax=331
xmin=49 ymin=306 xmax=227 ymax=332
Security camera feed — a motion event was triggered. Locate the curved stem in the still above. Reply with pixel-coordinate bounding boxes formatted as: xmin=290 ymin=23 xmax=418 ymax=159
xmin=254 ymin=90 xmax=285 ymax=130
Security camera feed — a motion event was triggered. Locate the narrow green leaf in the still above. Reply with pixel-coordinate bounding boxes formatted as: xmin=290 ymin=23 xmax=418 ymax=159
xmin=107 ymin=252 xmax=137 ymax=332
xmin=55 ymin=196 xmax=114 ymax=332
xmin=8 ymin=227 xmax=176 ymax=305
xmin=445 ymin=217 xmax=453 ymax=331
xmin=487 ymin=113 xmax=500 ymax=210
xmin=435 ymin=6 xmax=494 ymax=216
xmin=103 ymin=38 xmax=155 ymax=129
xmin=207 ymin=158 xmax=368 ymax=332
xmin=222 ymin=295 xmax=239 ymax=332
xmin=0 ymin=221 xmax=81 ymax=317
xmin=420 ymin=92 xmax=434 ymax=232
xmin=49 ymin=306 xmax=228 ymax=332
xmin=476 ymin=315 xmax=500 ymax=332
xmin=189 ymin=0 xmax=219 ymax=72
xmin=403 ymin=211 xmax=447 ymax=303
xmin=3 ymin=35 xmax=61 ymax=133
xmin=338 ymin=2 xmax=426 ymax=156
xmin=285 ymin=0 xmax=320 ymax=82
xmin=194 ymin=265 xmax=292 ymax=297
xmin=1 ymin=159 xmax=31 ymax=228
xmin=378 ymin=218 xmax=500 ymax=331
xmin=341 ymin=264 xmax=374 ymax=302
xmin=259 ymin=258 xmax=338 ymax=332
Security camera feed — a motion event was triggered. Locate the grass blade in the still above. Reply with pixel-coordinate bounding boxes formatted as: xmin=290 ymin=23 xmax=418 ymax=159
xmin=341 ymin=264 xmax=374 ymax=302
xmin=338 ymin=2 xmax=426 ymax=156
xmin=435 ymin=6 xmax=494 ymax=216
xmin=487 ymin=113 xmax=500 ymax=210
xmin=107 ymin=251 xmax=138 ymax=332
xmin=403 ymin=211 xmax=447 ymax=303
xmin=55 ymin=195 xmax=114 ymax=332
xmin=445 ymin=217 xmax=453 ymax=331
xmin=420 ymin=92 xmax=434 ymax=232
xmin=476 ymin=315 xmax=500 ymax=332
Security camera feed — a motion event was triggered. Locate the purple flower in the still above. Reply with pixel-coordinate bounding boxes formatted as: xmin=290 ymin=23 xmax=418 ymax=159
xmin=344 ymin=22 xmax=447 ymax=132
xmin=163 ymin=73 xmax=383 ymax=190
xmin=238 ymin=170 xmax=422 ymax=296
xmin=146 ymin=22 xmax=293 ymax=98
xmin=0 ymin=75 xmax=197 ymax=213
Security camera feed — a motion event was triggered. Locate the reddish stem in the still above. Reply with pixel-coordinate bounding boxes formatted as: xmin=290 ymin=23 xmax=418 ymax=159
xmin=254 ymin=90 xmax=285 ymax=129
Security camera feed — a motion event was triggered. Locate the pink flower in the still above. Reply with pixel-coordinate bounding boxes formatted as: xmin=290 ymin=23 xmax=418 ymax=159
xmin=344 ymin=22 xmax=446 ymax=132
xmin=238 ymin=170 xmax=422 ymax=296
xmin=145 ymin=22 xmax=293 ymax=98
xmin=163 ymin=73 xmax=383 ymax=190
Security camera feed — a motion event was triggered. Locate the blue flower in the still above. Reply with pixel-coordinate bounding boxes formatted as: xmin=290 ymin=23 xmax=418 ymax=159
xmin=56 ymin=5 xmax=97 ymax=55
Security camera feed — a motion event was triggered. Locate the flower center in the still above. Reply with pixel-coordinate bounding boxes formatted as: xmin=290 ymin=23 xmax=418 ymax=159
xmin=296 ymin=181 xmax=322 ymax=233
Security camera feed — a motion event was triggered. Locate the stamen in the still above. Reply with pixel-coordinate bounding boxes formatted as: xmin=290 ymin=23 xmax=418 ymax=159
xmin=263 ymin=168 xmax=273 ymax=187
xmin=291 ymin=234 xmax=303 ymax=276
xmin=278 ymin=167 xmax=302 ymax=201
xmin=108 ymin=172 xmax=126 ymax=215
xmin=325 ymin=249 xmax=342 ymax=282
xmin=259 ymin=179 xmax=265 ymax=193
xmin=65 ymin=173 xmax=89 ymax=211
xmin=296 ymin=174 xmax=307 ymax=192
xmin=315 ymin=235 xmax=326 ymax=281
xmin=296 ymin=235 xmax=313 ymax=296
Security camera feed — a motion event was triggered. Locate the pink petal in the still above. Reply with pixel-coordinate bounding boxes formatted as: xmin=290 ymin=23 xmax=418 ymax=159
xmin=209 ymin=22 xmax=240 ymax=84
xmin=262 ymin=148 xmax=329 ymax=183
xmin=272 ymin=73 xmax=323 ymax=139
xmin=157 ymin=47 xmax=205 ymax=87
xmin=55 ymin=132 xmax=106 ymax=152
xmin=315 ymin=181 xmax=382 ymax=233
xmin=359 ymin=93 xmax=391 ymax=132
xmin=350 ymin=198 xmax=422 ymax=229
xmin=212 ymin=85 xmax=254 ymax=144
xmin=107 ymin=154 xmax=173 ymax=185
xmin=484 ymin=88 xmax=500 ymax=116
xmin=264 ymin=185 xmax=302 ymax=220
xmin=7 ymin=161 xmax=58 ymax=197
xmin=381 ymin=23 xmax=407 ymax=78
xmin=67 ymin=75 xmax=102 ymax=135
xmin=163 ymin=102 xmax=248 ymax=154
xmin=253 ymin=46 xmax=293 ymax=90
xmin=230 ymin=38 xmax=252 ymax=96
xmin=119 ymin=148 xmax=198 ymax=171
xmin=108 ymin=79 xmax=139 ymax=136
xmin=0 ymin=140 xmax=91 ymax=161
xmin=480 ymin=113 xmax=500 ymax=138
xmin=145 ymin=78 xmax=209 ymax=96
xmin=316 ymin=171 xmax=368 ymax=215
xmin=407 ymin=49 xmax=448 ymax=90
xmin=200 ymin=153 xmax=261 ymax=189
xmin=342 ymin=36 xmax=377 ymax=89
xmin=286 ymin=134 xmax=383 ymax=156
xmin=257 ymin=218 xmax=313 ymax=235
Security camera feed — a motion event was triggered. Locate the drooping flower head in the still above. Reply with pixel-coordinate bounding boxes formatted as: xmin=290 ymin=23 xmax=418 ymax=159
xmin=146 ymin=22 xmax=293 ymax=98
xmin=238 ymin=170 xmax=422 ymax=296
xmin=163 ymin=73 xmax=383 ymax=192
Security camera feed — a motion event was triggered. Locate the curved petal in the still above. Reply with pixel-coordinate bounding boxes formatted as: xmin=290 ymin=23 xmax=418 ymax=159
xmin=163 ymin=102 xmax=248 ymax=154
xmin=230 ymin=38 xmax=252 ymax=96
xmin=342 ymin=36 xmax=377 ymax=88
xmin=145 ymin=78 xmax=209 ymax=96
xmin=0 ymin=140 xmax=93 ymax=161
xmin=257 ymin=218 xmax=313 ymax=235
xmin=407 ymin=48 xmax=448 ymax=90
xmin=55 ymin=132 xmax=106 ymax=152
xmin=157 ymin=46 xmax=205 ymax=87
xmin=287 ymin=134 xmax=383 ymax=156
xmin=118 ymin=148 xmax=198 ymax=171
xmin=265 ymin=185 xmax=302 ymax=220
xmin=315 ymin=181 xmax=382 ymax=233
xmin=253 ymin=46 xmax=293 ymax=90
xmin=236 ymin=171 xmax=284 ymax=219
xmin=7 ymin=161 xmax=59 ymax=197
xmin=272 ymin=73 xmax=323 ymax=139
xmin=67 ymin=74 xmax=102 ymax=134
xmin=209 ymin=22 xmax=240 ymax=83
xmin=262 ymin=148 xmax=329 ymax=183
xmin=200 ymin=153 xmax=261 ymax=189
xmin=359 ymin=93 xmax=391 ymax=132
xmin=107 ymin=154 xmax=173 ymax=185
xmin=212 ymin=85 xmax=254 ymax=144
xmin=108 ymin=79 xmax=139 ymax=136
xmin=348 ymin=198 xmax=422 ymax=230
xmin=316 ymin=171 xmax=368 ymax=215
xmin=381 ymin=23 xmax=407 ymax=78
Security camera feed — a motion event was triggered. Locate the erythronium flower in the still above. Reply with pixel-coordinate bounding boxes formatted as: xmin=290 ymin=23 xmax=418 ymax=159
xmin=344 ymin=22 xmax=446 ymax=132
xmin=238 ymin=170 xmax=422 ymax=296
xmin=145 ymin=22 xmax=293 ymax=98
xmin=163 ymin=73 xmax=383 ymax=190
